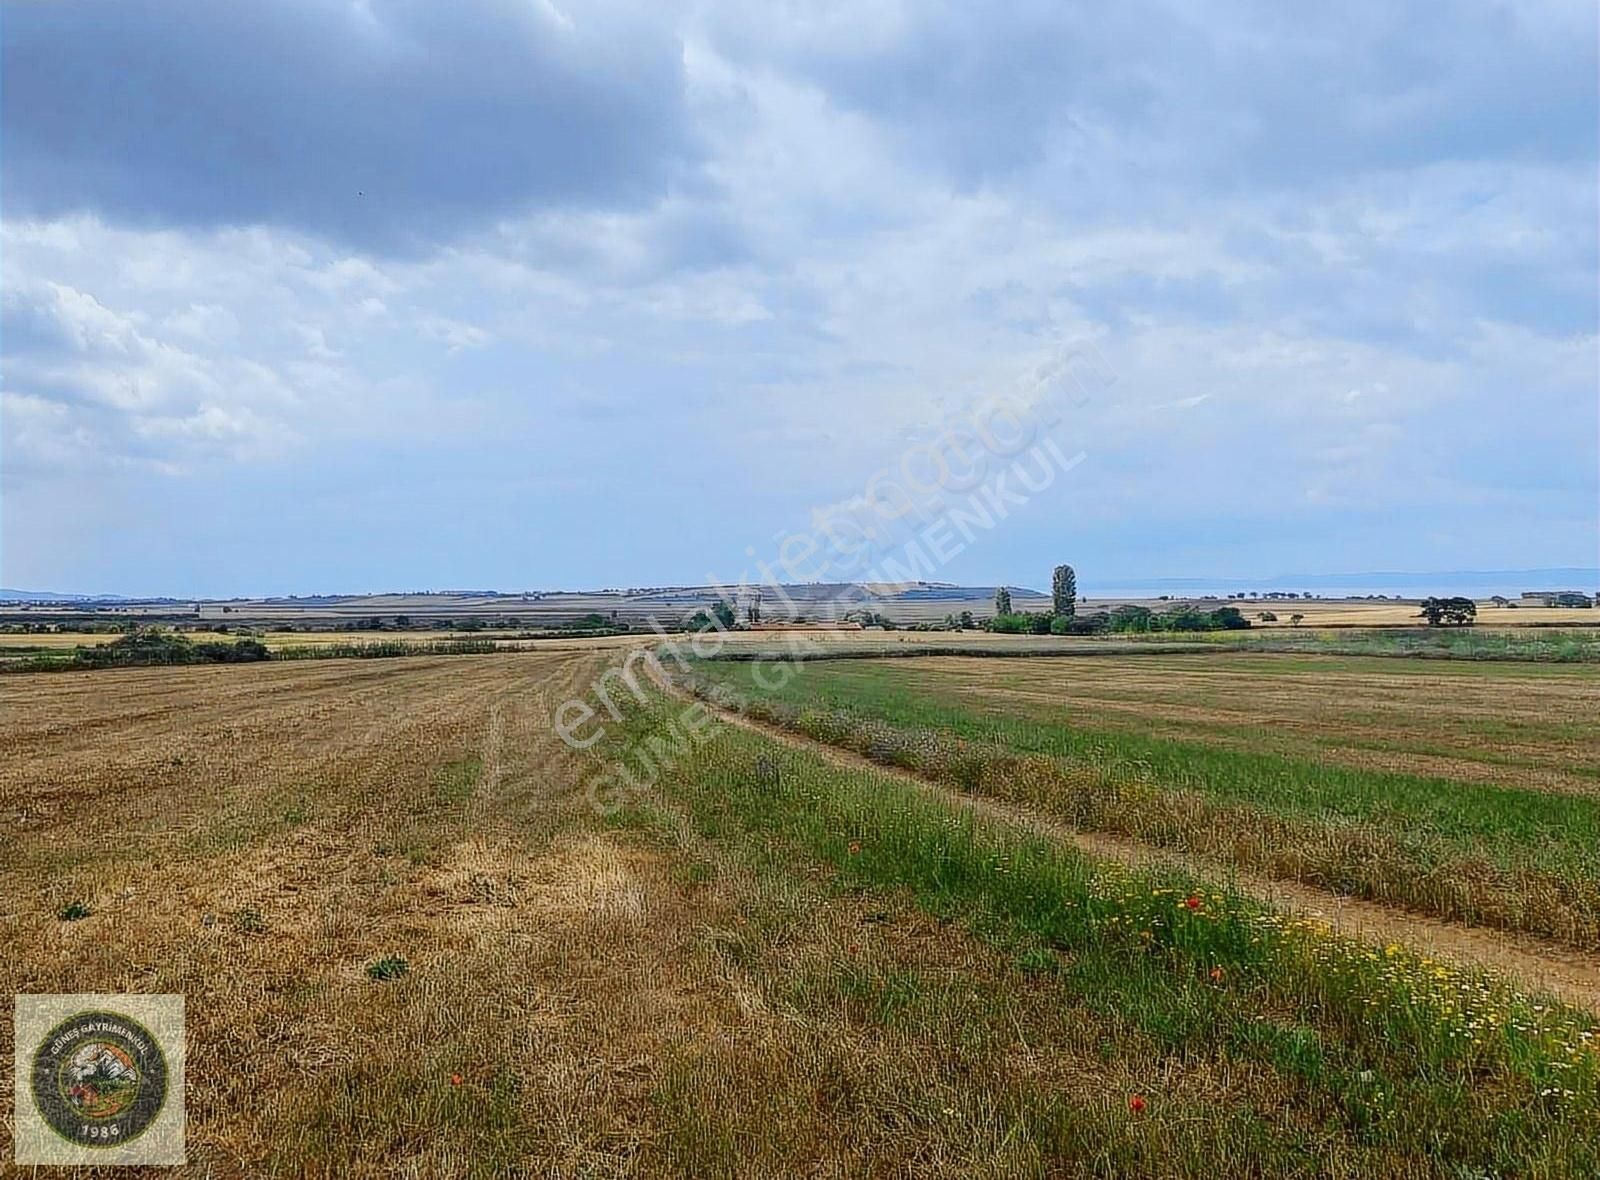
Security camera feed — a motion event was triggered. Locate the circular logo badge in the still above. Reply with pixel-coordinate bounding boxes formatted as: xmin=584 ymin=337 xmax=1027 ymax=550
xmin=31 ymin=1011 xmax=169 ymax=1149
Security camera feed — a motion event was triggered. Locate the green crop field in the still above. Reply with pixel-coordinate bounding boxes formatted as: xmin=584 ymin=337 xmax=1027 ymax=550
xmin=594 ymin=690 xmax=1600 ymax=1176
xmin=687 ymin=652 xmax=1600 ymax=950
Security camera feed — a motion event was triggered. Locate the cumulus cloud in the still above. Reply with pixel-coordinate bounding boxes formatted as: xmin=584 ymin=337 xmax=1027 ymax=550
xmin=710 ymin=1 xmax=1597 ymax=190
xmin=1 ymin=272 xmax=302 ymax=472
xmin=1 ymin=1 xmax=1594 ymax=594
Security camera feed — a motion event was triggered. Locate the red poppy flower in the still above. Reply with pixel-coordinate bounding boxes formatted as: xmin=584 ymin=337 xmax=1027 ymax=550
xmin=1183 ymin=895 xmax=1202 ymax=911
xmin=450 ymin=1073 xmax=464 ymax=1087
xmin=1128 ymin=1094 xmax=1147 ymax=1114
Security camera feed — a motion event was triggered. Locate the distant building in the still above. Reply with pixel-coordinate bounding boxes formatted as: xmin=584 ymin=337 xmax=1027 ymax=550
xmin=1521 ymin=591 xmax=1594 ymax=608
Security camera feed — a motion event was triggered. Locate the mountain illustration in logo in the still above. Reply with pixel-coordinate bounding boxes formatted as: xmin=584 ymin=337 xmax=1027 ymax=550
xmin=62 ymin=1042 xmax=142 ymax=1119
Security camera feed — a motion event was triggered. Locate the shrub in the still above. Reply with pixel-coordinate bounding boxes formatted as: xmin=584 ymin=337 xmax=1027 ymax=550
xmin=1110 ymin=606 xmax=1155 ymax=633
xmin=1208 ymin=606 xmax=1251 ymax=630
xmin=272 ymin=639 xmax=496 ymax=661
xmin=988 ymin=611 xmax=1056 ymax=634
xmin=366 ymin=955 xmax=410 ymax=982
xmin=1052 ymin=612 xmax=1110 ymax=635
xmin=987 ymin=612 xmax=1030 ymax=634
xmin=1419 ymin=596 xmax=1477 ymax=627
xmin=1157 ymin=608 xmax=1212 ymax=632
xmin=192 ymin=638 xmax=271 ymax=662
xmin=73 ymin=629 xmax=271 ymax=669
xmin=1108 ymin=605 xmax=1249 ymax=634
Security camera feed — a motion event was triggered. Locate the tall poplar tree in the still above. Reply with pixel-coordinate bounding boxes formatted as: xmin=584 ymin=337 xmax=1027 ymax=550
xmin=1052 ymin=564 xmax=1077 ymax=618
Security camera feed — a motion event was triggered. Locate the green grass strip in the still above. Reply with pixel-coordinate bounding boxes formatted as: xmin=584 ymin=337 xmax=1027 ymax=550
xmin=611 ymin=698 xmax=1599 ymax=1176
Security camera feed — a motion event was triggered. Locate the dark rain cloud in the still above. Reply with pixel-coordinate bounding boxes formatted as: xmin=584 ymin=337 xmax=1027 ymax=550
xmin=2 ymin=0 xmax=700 ymax=253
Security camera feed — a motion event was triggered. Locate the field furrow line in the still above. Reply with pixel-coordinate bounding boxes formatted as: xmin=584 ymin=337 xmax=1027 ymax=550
xmin=689 ymin=691 xmax=1600 ymax=1014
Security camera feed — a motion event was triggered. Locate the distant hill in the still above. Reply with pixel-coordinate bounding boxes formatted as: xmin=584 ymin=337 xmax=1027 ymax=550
xmin=5 ymin=570 xmax=1594 ymax=620
xmin=0 ymin=580 xmax=1049 ymax=628
xmin=0 ymin=589 xmax=184 ymax=605
xmin=1091 ymin=569 xmax=1600 ymax=598
xmin=0 ymin=588 xmax=122 ymax=603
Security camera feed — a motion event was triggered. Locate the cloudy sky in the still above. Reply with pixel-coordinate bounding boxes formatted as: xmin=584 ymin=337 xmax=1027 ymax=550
xmin=3 ymin=0 xmax=1596 ymax=596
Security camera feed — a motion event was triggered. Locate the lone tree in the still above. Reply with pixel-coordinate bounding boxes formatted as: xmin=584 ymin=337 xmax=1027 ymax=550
xmin=1418 ymin=596 xmax=1476 ymax=627
xmin=686 ymin=599 xmax=740 ymax=633
xmin=994 ymin=586 xmax=1013 ymax=616
xmin=1052 ymin=564 xmax=1077 ymax=618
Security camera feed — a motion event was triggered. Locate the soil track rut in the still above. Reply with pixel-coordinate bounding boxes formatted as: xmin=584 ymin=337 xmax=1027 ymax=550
xmin=696 ymin=697 xmax=1600 ymax=1014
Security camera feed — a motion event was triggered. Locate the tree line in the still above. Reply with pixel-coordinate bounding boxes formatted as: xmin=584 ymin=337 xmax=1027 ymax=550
xmin=991 ymin=564 xmax=1252 ymax=635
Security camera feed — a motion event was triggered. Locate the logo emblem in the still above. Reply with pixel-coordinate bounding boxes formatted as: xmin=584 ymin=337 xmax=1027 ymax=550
xmin=15 ymin=996 xmax=184 ymax=1164
xmin=31 ymin=1010 xmax=170 ymax=1148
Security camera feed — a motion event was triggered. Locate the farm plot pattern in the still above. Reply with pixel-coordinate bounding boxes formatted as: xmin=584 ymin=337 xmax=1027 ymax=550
xmin=688 ymin=652 xmax=1600 ymax=950
xmin=2 ymin=651 xmax=1596 ymax=1177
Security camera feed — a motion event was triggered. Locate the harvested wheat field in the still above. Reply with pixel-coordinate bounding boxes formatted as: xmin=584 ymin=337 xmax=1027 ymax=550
xmin=3 ymin=651 xmax=1599 ymax=1177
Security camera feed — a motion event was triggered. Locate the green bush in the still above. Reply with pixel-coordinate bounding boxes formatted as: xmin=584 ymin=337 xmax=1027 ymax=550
xmin=1419 ymin=596 xmax=1477 ymax=626
xmin=366 ymin=955 xmax=410 ymax=982
xmin=74 ymin=629 xmax=271 ymax=669
xmin=986 ymin=612 xmax=1032 ymax=634
xmin=1108 ymin=605 xmax=1249 ymax=634
xmin=1110 ymin=605 xmax=1155 ymax=633
xmin=1051 ymin=612 xmax=1111 ymax=635
xmin=1208 ymin=606 xmax=1251 ymax=630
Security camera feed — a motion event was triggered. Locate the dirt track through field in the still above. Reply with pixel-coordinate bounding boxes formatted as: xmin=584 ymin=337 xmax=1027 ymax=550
xmin=693 ymin=695 xmax=1600 ymax=1014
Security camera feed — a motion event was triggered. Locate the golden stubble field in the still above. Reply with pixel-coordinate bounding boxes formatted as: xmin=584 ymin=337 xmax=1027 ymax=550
xmin=0 ymin=630 xmax=657 ymax=652
xmin=0 ymin=653 xmax=725 ymax=1174
xmin=3 ymin=652 xmax=1237 ymax=1177
xmin=5 ymin=648 xmax=1600 ymax=1176
xmin=1 ymin=654 xmax=618 ymax=1172
xmin=1233 ymin=601 xmax=1596 ymax=627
